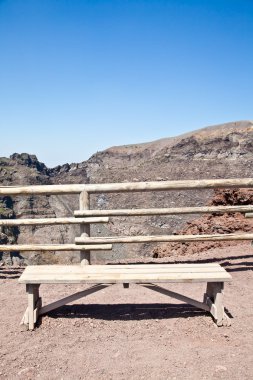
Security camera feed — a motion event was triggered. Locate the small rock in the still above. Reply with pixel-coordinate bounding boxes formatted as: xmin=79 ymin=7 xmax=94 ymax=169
xmin=215 ymin=365 xmax=227 ymax=372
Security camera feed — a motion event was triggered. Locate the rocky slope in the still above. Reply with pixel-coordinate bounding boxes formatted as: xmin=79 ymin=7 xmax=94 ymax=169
xmin=1 ymin=120 xmax=253 ymax=264
xmin=153 ymin=188 xmax=253 ymax=258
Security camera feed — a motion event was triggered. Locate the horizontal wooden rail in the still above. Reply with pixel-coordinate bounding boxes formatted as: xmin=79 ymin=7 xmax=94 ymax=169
xmin=74 ymin=205 xmax=253 ymax=217
xmin=0 ymin=244 xmax=112 ymax=252
xmin=75 ymin=233 xmax=253 ymax=244
xmin=86 ymin=178 xmax=253 ymax=193
xmin=1 ymin=178 xmax=253 ymax=195
xmin=0 ymin=184 xmax=85 ymax=195
xmin=0 ymin=217 xmax=109 ymax=226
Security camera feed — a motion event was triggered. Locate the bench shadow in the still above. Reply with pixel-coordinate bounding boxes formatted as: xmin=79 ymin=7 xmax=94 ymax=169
xmin=47 ymin=303 xmax=207 ymax=321
xmin=223 ymin=262 xmax=253 ymax=272
xmin=0 ymin=267 xmax=23 ymax=279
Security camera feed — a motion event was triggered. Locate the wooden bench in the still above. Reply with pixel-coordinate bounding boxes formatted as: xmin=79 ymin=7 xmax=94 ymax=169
xmin=19 ymin=263 xmax=232 ymax=329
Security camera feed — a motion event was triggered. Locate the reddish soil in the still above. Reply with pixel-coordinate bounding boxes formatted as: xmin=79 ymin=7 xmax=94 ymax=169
xmin=153 ymin=189 xmax=253 ymax=258
xmin=0 ymin=244 xmax=253 ymax=380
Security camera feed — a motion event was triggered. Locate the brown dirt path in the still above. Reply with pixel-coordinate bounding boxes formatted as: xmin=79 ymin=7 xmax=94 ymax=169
xmin=0 ymin=244 xmax=252 ymax=380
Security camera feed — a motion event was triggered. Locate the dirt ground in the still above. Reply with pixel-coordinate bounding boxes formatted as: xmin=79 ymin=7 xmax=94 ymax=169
xmin=0 ymin=244 xmax=252 ymax=380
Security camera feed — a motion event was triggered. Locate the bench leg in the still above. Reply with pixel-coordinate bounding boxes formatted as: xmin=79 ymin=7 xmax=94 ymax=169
xmin=23 ymin=284 xmax=41 ymax=330
xmin=204 ymin=282 xmax=230 ymax=327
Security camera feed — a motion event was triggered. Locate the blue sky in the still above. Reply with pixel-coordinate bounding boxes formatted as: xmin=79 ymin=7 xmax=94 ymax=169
xmin=0 ymin=0 xmax=252 ymax=167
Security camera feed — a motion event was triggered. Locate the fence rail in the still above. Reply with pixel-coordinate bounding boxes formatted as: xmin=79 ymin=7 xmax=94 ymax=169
xmin=75 ymin=233 xmax=253 ymax=245
xmin=1 ymin=178 xmax=253 ymax=195
xmin=0 ymin=244 xmax=112 ymax=252
xmin=0 ymin=217 xmax=109 ymax=226
xmin=74 ymin=205 xmax=253 ymax=217
xmin=0 ymin=179 xmax=253 ymax=260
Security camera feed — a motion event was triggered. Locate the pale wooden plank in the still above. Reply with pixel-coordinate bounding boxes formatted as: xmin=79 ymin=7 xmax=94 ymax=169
xmin=0 ymin=217 xmax=109 ymax=226
xmin=0 ymin=184 xmax=85 ymax=195
xmin=74 ymin=205 xmax=253 ymax=217
xmin=20 ymin=266 xmax=227 ymax=274
xmin=85 ymin=178 xmax=253 ymax=193
xmin=19 ymin=271 xmax=232 ymax=284
xmin=1 ymin=178 xmax=253 ymax=195
xmin=20 ymin=307 xmax=29 ymax=326
xmin=0 ymin=244 xmax=112 ymax=252
xmin=211 ymin=283 xmax=225 ymax=326
xmin=245 ymin=212 xmax=253 ymax=218
xmin=75 ymin=233 xmax=253 ymax=244
xmin=22 ymin=263 xmax=221 ymax=271
xmin=20 ymin=264 xmax=229 ymax=271
xmin=27 ymin=284 xmax=35 ymax=330
xmin=19 ymin=278 xmax=232 ymax=284
xmin=19 ymin=264 xmax=227 ymax=274
xmin=33 ymin=297 xmax=42 ymax=324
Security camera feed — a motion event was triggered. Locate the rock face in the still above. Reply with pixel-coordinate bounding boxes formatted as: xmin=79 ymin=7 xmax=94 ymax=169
xmin=1 ymin=120 xmax=253 ymax=264
xmin=153 ymin=189 xmax=253 ymax=258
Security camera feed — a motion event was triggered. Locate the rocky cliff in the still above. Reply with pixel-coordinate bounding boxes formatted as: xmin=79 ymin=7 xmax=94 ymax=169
xmin=1 ymin=120 xmax=253 ymax=264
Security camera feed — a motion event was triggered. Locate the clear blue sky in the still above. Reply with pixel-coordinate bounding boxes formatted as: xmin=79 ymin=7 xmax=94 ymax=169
xmin=1 ymin=0 xmax=252 ymax=167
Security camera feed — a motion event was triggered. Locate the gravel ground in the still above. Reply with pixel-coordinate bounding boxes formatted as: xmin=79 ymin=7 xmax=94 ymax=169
xmin=0 ymin=244 xmax=252 ymax=380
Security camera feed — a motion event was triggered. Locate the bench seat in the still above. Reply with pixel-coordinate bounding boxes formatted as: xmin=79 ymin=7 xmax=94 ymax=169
xmin=19 ymin=263 xmax=232 ymax=330
xmin=19 ymin=263 xmax=231 ymax=284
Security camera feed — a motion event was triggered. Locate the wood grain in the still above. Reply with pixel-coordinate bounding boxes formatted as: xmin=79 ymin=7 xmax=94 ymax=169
xmin=0 ymin=217 xmax=109 ymax=226
xmin=18 ymin=264 xmax=232 ymax=284
xmin=0 ymin=244 xmax=112 ymax=251
xmin=74 ymin=205 xmax=253 ymax=217
xmin=75 ymin=232 xmax=253 ymax=244
xmin=1 ymin=178 xmax=253 ymax=195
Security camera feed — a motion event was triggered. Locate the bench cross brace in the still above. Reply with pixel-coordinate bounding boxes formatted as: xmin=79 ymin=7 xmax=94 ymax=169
xmin=21 ymin=283 xmax=113 ymax=330
xmin=140 ymin=282 xmax=231 ymax=327
xmin=21 ymin=281 xmax=231 ymax=330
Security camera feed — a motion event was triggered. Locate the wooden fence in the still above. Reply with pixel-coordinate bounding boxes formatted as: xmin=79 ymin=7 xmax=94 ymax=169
xmin=1 ymin=178 xmax=253 ymax=264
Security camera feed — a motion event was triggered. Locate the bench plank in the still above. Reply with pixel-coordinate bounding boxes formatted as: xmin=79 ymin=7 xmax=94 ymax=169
xmin=21 ymin=263 xmax=220 ymax=270
xmin=19 ymin=264 xmax=231 ymax=284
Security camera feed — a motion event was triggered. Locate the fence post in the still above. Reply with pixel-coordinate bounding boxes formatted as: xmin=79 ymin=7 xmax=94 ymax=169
xmin=79 ymin=191 xmax=91 ymax=265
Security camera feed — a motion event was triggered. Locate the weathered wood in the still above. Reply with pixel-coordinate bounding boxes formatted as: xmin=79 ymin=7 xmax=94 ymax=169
xmin=19 ymin=264 xmax=231 ymax=327
xmin=34 ymin=297 xmax=42 ymax=324
xmin=245 ymin=212 xmax=253 ymax=218
xmin=18 ymin=263 xmax=220 ymax=270
xmin=27 ymin=284 xmax=36 ymax=330
xmin=75 ymin=232 xmax=253 ymax=245
xmin=79 ymin=191 xmax=91 ymax=265
xmin=203 ymin=282 xmax=215 ymax=304
xmin=210 ymin=282 xmax=225 ymax=326
xmin=39 ymin=284 xmax=112 ymax=316
xmin=24 ymin=284 xmax=40 ymax=329
xmin=0 ymin=217 xmax=109 ymax=226
xmin=18 ymin=264 xmax=232 ymax=284
xmin=85 ymin=178 xmax=253 ymax=193
xmin=75 ymin=205 xmax=253 ymax=217
xmin=15 ymin=179 xmax=235 ymax=329
xmin=141 ymin=283 xmax=210 ymax=312
xmin=18 ymin=263 xmax=227 ymax=274
xmin=0 ymin=244 xmax=112 ymax=251
xmin=0 ymin=184 xmax=85 ymax=195
xmin=20 ymin=307 xmax=29 ymax=326
xmin=1 ymin=178 xmax=253 ymax=195
xmin=204 ymin=282 xmax=231 ymax=326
